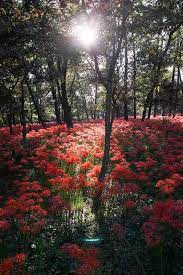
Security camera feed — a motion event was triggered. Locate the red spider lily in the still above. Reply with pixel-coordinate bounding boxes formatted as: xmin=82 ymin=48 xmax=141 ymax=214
xmin=156 ymin=178 xmax=177 ymax=194
xmin=61 ymin=244 xmax=101 ymax=275
xmin=0 ymin=220 xmax=11 ymax=231
xmin=50 ymin=195 xmax=71 ymax=213
xmin=80 ymin=161 xmax=93 ymax=171
xmin=61 ymin=243 xmax=84 ymax=259
xmin=111 ymin=164 xmax=136 ymax=181
xmin=123 ymin=183 xmax=139 ymax=194
xmin=41 ymin=189 xmax=51 ymax=197
xmin=123 ymin=200 xmax=136 ymax=209
xmin=0 ymin=253 xmax=26 ymax=274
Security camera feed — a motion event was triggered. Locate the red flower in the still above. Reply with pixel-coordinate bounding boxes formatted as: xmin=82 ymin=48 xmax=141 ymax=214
xmin=156 ymin=178 xmax=177 ymax=194
xmin=123 ymin=200 xmax=136 ymax=209
xmin=41 ymin=189 xmax=51 ymax=198
xmin=123 ymin=183 xmax=139 ymax=194
xmin=0 ymin=258 xmax=14 ymax=274
xmin=0 ymin=220 xmax=11 ymax=231
xmin=61 ymin=243 xmax=84 ymax=259
xmin=14 ymin=253 xmax=26 ymax=264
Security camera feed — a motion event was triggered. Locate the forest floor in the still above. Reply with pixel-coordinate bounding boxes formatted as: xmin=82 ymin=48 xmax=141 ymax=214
xmin=0 ymin=117 xmax=182 ymax=274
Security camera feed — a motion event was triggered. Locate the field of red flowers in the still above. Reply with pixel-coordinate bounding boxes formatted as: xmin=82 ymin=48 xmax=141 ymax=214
xmin=0 ymin=117 xmax=182 ymax=274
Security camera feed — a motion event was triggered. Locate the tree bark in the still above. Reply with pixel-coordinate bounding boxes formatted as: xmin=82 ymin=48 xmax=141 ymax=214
xmin=0 ymin=107 xmax=7 ymax=126
xmin=26 ymin=80 xmax=45 ymax=125
xmin=93 ymin=80 xmax=113 ymax=226
xmin=147 ymin=92 xmax=153 ymax=119
xmin=47 ymin=58 xmax=61 ymax=124
xmin=153 ymin=90 xmax=158 ymax=117
xmin=58 ymin=56 xmax=73 ymax=128
xmin=7 ymin=108 xmax=13 ymax=134
xmin=94 ymin=75 xmax=98 ymax=120
xmin=124 ymin=28 xmax=128 ymax=121
xmin=133 ymin=40 xmax=137 ymax=119
xmin=51 ymin=83 xmax=61 ymax=124
xmin=20 ymin=82 xmax=27 ymax=145
xmin=82 ymin=94 xmax=89 ymax=120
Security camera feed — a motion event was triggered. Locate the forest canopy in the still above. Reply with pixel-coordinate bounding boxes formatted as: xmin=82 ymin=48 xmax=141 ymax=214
xmin=0 ymin=0 xmax=182 ymax=129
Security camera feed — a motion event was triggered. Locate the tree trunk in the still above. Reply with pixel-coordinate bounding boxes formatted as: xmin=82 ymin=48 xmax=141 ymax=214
xmin=99 ymin=81 xmax=113 ymax=181
xmin=142 ymin=89 xmax=153 ymax=121
xmin=181 ymin=88 xmax=183 ymax=116
xmin=124 ymin=29 xmax=128 ymax=121
xmin=26 ymin=80 xmax=45 ymax=125
xmin=133 ymin=39 xmax=137 ymax=119
xmin=147 ymin=92 xmax=154 ymax=119
xmin=29 ymin=96 xmax=33 ymax=124
xmin=47 ymin=58 xmax=61 ymax=124
xmin=0 ymin=107 xmax=7 ymax=125
xmin=173 ymin=38 xmax=182 ymax=117
xmin=168 ymin=66 xmax=175 ymax=117
xmin=58 ymin=56 xmax=73 ymax=128
xmin=173 ymin=67 xmax=180 ymax=118
xmin=51 ymin=84 xmax=61 ymax=124
xmin=82 ymin=96 xmax=89 ymax=120
xmin=180 ymin=75 xmax=183 ymax=116
xmin=153 ymin=90 xmax=158 ymax=117
xmin=94 ymin=75 xmax=98 ymax=120
xmin=93 ymin=80 xmax=113 ymax=226
xmin=7 ymin=107 xmax=13 ymax=134
xmin=21 ymin=82 xmax=27 ymax=145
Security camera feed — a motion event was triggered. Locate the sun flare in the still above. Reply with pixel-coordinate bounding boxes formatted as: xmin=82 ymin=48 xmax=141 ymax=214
xmin=72 ymin=23 xmax=97 ymax=48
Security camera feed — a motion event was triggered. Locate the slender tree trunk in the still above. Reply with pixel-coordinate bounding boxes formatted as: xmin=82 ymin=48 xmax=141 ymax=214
xmin=173 ymin=38 xmax=182 ymax=117
xmin=29 ymin=96 xmax=33 ymax=124
xmin=181 ymin=88 xmax=183 ymax=116
xmin=26 ymin=80 xmax=45 ymax=125
xmin=162 ymin=107 xmax=165 ymax=117
xmin=142 ymin=64 xmax=160 ymax=121
xmin=94 ymin=75 xmax=98 ymax=120
xmin=99 ymin=81 xmax=113 ymax=181
xmin=153 ymin=90 xmax=158 ymax=117
xmin=173 ymin=67 xmax=180 ymax=118
xmin=0 ymin=107 xmax=7 ymax=125
xmin=12 ymin=112 xmax=16 ymax=126
xmin=82 ymin=94 xmax=89 ymax=120
xmin=147 ymin=92 xmax=154 ymax=119
xmin=168 ymin=65 xmax=175 ymax=117
xmin=133 ymin=39 xmax=137 ymax=119
xmin=124 ymin=29 xmax=128 ymax=121
xmin=51 ymin=84 xmax=61 ymax=124
xmin=20 ymin=82 xmax=27 ymax=145
xmin=180 ymin=75 xmax=183 ymax=116
xmin=142 ymin=89 xmax=153 ymax=121
xmin=58 ymin=56 xmax=73 ymax=128
xmin=7 ymin=109 xmax=13 ymax=134
xmin=47 ymin=58 xmax=61 ymax=124
xmin=93 ymin=80 xmax=113 ymax=226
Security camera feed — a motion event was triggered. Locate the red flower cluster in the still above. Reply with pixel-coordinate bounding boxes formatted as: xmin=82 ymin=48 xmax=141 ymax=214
xmin=61 ymin=243 xmax=101 ymax=275
xmin=0 ymin=116 xmax=182 ymax=269
xmin=0 ymin=253 xmax=26 ymax=274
